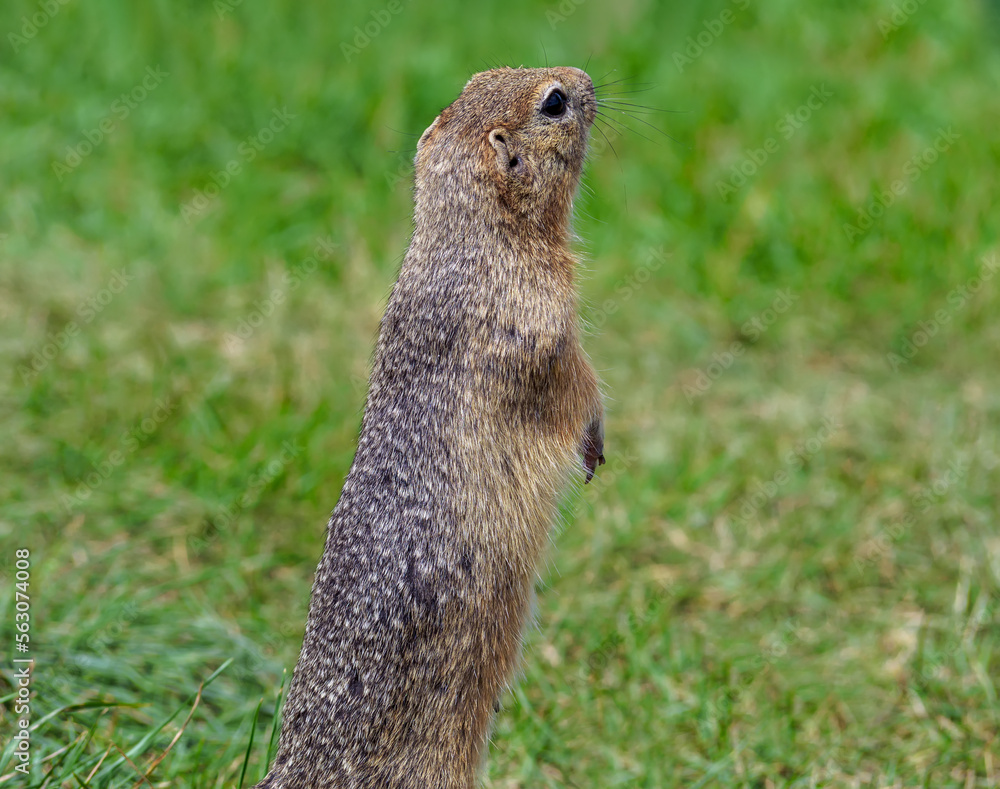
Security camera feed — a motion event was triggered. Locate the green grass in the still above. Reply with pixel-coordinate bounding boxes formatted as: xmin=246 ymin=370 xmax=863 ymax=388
xmin=1 ymin=0 xmax=999 ymax=786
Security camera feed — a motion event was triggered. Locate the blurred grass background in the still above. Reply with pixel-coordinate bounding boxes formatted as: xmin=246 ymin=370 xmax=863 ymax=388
xmin=1 ymin=0 xmax=999 ymax=786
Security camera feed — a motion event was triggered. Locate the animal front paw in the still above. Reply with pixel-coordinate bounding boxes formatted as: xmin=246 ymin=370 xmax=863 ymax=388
xmin=581 ymin=418 xmax=605 ymax=484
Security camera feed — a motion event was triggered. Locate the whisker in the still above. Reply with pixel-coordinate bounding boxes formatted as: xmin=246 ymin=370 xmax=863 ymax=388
xmin=595 ymin=87 xmax=657 ymax=99
xmin=593 ymin=69 xmax=619 ymax=86
xmin=598 ymin=106 xmax=680 ymax=146
xmin=594 ymin=80 xmax=656 ymax=92
xmin=596 ymin=110 xmax=660 ymax=146
xmin=624 ymin=114 xmax=680 ymax=145
xmin=594 ymin=75 xmax=653 ymax=87
xmin=597 ymin=99 xmax=685 ymax=115
xmin=590 ymin=118 xmax=621 ymax=164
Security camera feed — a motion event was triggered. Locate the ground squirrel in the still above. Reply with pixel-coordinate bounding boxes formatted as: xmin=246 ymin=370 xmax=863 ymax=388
xmin=252 ymin=66 xmax=605 ymax=788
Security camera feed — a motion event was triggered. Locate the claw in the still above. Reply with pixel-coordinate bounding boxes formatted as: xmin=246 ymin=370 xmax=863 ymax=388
xmin=581 ymin=418 xmax=606 ymax=484
xmin=583 ymin=450 xmax=606 ymax=484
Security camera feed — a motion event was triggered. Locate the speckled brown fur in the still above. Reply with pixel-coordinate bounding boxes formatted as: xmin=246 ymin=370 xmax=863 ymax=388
xmin=252 ymin=66 xmax=604 ymax=789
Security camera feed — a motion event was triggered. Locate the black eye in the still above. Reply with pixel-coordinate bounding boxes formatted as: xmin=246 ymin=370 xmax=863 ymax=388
xmin=541 ymin=89 xmax=567 ymax=118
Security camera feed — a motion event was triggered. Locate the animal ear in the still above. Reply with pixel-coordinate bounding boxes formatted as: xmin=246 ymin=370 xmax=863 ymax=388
xmin=489 ymin=129 xmax=522 ymax=173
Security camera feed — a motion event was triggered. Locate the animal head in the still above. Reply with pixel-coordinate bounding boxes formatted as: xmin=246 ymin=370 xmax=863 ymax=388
xmin=415 ymin=67 xmax=596 ymax=234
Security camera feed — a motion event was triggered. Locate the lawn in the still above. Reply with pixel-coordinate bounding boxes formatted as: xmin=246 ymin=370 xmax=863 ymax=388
xmin=1 ymin=0 xmax=998 ymax=786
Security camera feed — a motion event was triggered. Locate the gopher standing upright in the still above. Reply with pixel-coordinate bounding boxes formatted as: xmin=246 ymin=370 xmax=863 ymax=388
xmin=253 ymin=67 xmax=605 ymax=789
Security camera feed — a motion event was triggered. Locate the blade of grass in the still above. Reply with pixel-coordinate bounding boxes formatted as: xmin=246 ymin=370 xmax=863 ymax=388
xmin=265 ymin=670 xmax=287 ymax=773
xmin=237 ymin=698 xmax=264 ymax=789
